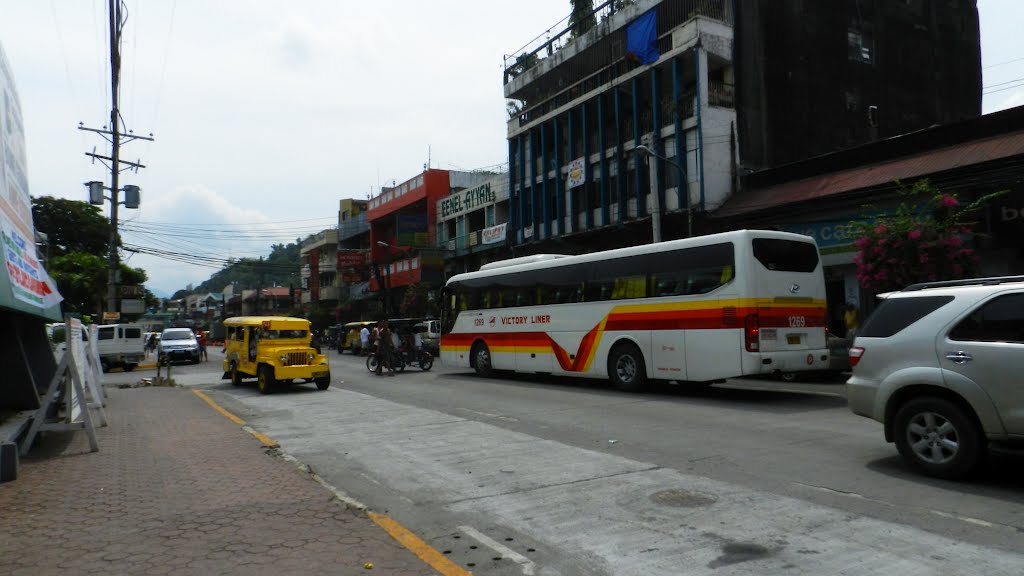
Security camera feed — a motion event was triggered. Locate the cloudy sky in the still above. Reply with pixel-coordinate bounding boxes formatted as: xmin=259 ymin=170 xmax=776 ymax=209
xmin=1 ymin=0 xmax=1022 ymax=295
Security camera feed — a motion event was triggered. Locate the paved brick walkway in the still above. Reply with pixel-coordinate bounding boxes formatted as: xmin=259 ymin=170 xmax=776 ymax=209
xmin=0 ymin=387 xmax=437 ymax=576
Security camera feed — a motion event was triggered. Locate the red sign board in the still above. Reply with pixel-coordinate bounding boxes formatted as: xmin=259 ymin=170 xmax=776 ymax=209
xmin=337 ymin=251 xmax=367 ymax=268
xmin=341 ymin=272 xmax=363 ymax=283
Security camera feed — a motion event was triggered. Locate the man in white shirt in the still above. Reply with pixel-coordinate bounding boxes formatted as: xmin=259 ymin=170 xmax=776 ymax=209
xmin=359 ymin=326 xmax=370 ymax=355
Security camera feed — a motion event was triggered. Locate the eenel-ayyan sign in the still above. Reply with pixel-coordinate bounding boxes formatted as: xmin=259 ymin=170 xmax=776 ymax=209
xmin=440 ymin=182 xmax=496 ymax=220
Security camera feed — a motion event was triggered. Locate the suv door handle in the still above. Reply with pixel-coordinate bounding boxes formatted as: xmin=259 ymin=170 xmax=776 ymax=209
xmin=945 ymin=351 xmax=973 ymax=364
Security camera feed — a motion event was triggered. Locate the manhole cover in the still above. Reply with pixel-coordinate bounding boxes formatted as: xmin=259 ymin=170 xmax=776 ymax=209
xmin=650 ymin=489 xmax=718 ymax=508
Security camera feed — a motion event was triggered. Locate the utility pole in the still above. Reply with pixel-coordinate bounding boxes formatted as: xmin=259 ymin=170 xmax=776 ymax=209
xmin=82 ymin=0 xmax=153 ymax=319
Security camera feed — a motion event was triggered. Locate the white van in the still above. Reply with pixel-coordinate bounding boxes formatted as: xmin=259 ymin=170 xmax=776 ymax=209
xmin=96 ymin=323 xmax=146 ymax=372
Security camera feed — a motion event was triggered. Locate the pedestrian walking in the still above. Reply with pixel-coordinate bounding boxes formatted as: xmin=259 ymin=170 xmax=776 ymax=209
xmin=375 ymin=320 xmax=395 ymax=376
xmin=359 ymin=325 xmax=371 ymax=355
xmin=197 ymin=331 xmax=208 ymax=362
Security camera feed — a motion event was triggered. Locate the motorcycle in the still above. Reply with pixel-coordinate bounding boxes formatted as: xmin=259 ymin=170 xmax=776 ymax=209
xmin=365 ymin=346 xmax=432 ymax=373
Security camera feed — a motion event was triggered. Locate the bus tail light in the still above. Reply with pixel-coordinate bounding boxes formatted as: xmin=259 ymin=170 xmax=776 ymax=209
xmin=849 ymin=347 xmax=865 ymax=367
xmin=744 ymin=314 xmax=760 ymax=352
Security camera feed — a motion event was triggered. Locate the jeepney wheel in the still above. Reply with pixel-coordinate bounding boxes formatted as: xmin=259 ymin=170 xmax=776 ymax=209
xmin=608 ymin=342 xmax=648 ymax=393
xmin=257 ymin=365 xmax=276 ymax=395
xmin=472 ymin=342 xmax=492 ymax=377
xmin=231 ymin=367 xmax=243 ymax=386
xmin=315 ymin=376 xmax=330 ymax=391
xmin=123 ymin=363 xmax=136 ymax=372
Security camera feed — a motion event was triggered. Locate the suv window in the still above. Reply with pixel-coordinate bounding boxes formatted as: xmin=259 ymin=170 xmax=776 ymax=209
xmin=859 ymin=295 xmax=955 ymax=338
xmin=949 ymin=293 xmax=1024 ymax=343
xmin=752 ymin=239 xmax=819 ymax=272
xmin=162 ymin=329 xmax=194 ymax=341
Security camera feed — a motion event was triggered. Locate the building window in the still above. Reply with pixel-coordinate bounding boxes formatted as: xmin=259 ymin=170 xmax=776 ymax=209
xmin=486 ymin=205 xmax=496 ymax=227
xmin=848 ymin=29 xmax=873 ymax=64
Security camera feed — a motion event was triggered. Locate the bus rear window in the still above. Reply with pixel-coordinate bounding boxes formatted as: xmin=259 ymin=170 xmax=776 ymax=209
xmin=752 ymin=239 xmax=819 ymax=272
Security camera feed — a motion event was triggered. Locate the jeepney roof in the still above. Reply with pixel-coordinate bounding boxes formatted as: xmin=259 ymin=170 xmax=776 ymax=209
xmin=224 ymin=316 xmax=311 ymax=329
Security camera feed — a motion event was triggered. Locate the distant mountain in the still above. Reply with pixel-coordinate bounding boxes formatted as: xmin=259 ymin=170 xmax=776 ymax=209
xmin=149 ymin=287 xmax=172 ymax=299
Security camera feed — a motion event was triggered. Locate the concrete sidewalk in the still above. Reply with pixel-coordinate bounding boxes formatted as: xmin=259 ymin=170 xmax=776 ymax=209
xmin=0 ymin=387 xmax=438 ymax=576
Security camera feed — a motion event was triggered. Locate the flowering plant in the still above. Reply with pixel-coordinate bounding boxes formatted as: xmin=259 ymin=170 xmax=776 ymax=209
xmin=846 ymin=180 xmax=1005 ymax=293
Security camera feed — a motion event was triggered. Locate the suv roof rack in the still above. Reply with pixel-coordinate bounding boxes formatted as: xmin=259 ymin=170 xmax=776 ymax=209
xmin=901 ymin=275 xmax=1024 ymax=292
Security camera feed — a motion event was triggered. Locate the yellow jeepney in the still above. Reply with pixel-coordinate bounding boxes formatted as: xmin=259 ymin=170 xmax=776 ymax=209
xmin=222 ymin=316 xmax=330 ymax=394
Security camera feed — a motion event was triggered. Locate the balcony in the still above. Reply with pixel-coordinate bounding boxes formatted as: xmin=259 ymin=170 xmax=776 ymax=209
xmin=300 ymin=229 xmax=339 ymax=253
xmin=339 ymin=212 xmax=369 ymax=241
xmin=442 ymin=226 xmax=506 ymax=256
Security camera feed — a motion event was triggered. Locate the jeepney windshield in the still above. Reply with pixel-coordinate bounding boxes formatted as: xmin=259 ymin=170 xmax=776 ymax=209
xmin=259 ymin=329 xmax=308 ymax=340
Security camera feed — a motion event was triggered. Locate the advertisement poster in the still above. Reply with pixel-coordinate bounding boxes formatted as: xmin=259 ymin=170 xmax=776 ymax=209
xmin=482 ymin=223 xmax=507 ymax=244
xmin=0 ymin=42 xmax=62 ymax=313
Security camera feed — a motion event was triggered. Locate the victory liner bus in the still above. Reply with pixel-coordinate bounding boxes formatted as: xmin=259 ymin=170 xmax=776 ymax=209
xmin=439 ymin=230 xmax=830 ymax=391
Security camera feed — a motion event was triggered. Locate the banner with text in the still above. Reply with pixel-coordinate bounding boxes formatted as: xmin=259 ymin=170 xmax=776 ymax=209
xmin=482 ymin=223 xmax=507 ymax=245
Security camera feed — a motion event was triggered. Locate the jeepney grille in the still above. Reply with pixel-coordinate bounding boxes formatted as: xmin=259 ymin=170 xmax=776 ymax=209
xmin=286 ymin=352 xmax=308 ymax=366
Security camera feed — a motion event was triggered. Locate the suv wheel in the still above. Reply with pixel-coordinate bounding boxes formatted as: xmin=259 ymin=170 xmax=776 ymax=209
xmin=893 ymin=396 xmax=985 ymax=480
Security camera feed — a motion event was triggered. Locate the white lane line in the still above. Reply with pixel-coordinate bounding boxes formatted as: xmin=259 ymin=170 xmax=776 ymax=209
xmin=459 ymin=525 xmax=536 ymax=576
xmin=930 ymin=510 xmax=996 ymax=528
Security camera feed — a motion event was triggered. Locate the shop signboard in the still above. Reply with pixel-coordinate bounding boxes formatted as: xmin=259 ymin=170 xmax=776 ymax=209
xmin=482 ymin=223 xmax=507 ymax=244
xmin=336 ymin=250 xmax=367 ymax=268
xmin=566 ymin=157 xmax=586 ymax=189
xmin=396 ymin=214 xmax=430 ymax=246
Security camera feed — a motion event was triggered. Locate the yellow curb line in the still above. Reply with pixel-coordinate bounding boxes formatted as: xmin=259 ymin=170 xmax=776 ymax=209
xmin=369 ymin=513 xmax=473 ymax=576
xmin=191 ymin=389 xmax=246 ymax=425
xmin=191 ymin=390 xmax=461 ymax=575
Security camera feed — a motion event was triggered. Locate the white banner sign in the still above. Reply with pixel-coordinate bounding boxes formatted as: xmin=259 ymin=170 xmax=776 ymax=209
xmin=567 ymin=157 xmax=586 ymax=189
xmin=1 ymin=212 xmax=61 ymax=309
xmin=482 ymin=223 xmax=507 ymax=244
xmin=523 ymin=224 xmax=534 ymax=239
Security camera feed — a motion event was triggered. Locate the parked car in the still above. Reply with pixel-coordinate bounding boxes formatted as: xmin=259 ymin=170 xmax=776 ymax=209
xmin=847 ymin=276 xmax=1024 ymax=479
xmin=158 ymin=328 xmax=201 ymax=364
xmin=96 ymin=323 xmax=146 ymax=372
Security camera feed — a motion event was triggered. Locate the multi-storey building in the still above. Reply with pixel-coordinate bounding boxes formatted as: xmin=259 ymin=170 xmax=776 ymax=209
xmin=435 ymin=173 xmax=511 ymax=275
xmin=367 ymin=169 xmax=491 ymax=315
xmin=337 ymin=199 xmax=373 ymax=320
xmin=300 ymin=228 xmax=340 ymax=313
xmin=503 ymin=0 xmax=981 ymax=254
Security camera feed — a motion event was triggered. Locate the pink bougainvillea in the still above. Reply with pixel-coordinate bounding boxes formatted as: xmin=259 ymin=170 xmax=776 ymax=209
xmin=846 ymin=180 xmax=1005 ymax=293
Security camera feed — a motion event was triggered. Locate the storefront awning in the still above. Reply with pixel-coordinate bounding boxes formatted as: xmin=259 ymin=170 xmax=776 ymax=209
xmin=715 ymin=131 xmax=1024 ymax=218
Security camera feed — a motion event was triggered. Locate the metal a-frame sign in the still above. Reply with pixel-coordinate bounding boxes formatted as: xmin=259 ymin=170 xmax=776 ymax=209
xmin=21 ymin=317 xmax=107 ymax=455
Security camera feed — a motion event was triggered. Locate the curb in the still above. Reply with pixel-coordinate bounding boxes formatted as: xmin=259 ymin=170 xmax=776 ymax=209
xmin=191 ymin=389 xmax=471 ymax=576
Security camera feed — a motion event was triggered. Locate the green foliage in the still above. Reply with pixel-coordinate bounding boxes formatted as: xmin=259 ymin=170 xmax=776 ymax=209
xmin=194 ymin=240 xmax=303 ymax=293
xmin=399 ymin=283 xmax=437 ymax=318
xmin=47 ymin=252 xmax=107 ymax=314
xmin=32 ymin=196 xmax=112 ymax=257
xmin=846 ymin=180 xmax=1006 ymax=293
xmin=570 ymin=0 xmax=598 ymax=38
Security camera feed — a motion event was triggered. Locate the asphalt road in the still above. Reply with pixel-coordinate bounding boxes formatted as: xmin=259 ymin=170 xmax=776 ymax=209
xmin=105 ymin=351 xmax=1024 ymax=576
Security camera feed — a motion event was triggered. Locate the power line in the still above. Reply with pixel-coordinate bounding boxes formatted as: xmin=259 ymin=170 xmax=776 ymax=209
xmin=983 ymin=56 xmax=1024 ymax=70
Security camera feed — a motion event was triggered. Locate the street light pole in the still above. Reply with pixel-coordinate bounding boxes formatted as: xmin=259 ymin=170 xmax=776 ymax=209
xmin=376 ymin=241 xmax=393 ymax=317
xmin=636 ymin=144 xmax=691 ymax=240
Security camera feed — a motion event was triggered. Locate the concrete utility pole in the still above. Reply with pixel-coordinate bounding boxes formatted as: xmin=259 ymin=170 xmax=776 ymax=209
xmin=637 ymin=144 xmax=690 ymax=240
xmin=81 ymin=0 xmax=153 ymax=319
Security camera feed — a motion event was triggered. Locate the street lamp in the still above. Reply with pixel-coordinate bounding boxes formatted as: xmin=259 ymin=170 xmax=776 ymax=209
xmin=636 ymin=144 xmax=691 ymax=240
xmin=375 ymin=241 xmax=394 ymax=316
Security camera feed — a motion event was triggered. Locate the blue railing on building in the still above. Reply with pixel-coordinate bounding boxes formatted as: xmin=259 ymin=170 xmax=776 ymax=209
xmin=340 ymin=213 xmax=369 ymax=241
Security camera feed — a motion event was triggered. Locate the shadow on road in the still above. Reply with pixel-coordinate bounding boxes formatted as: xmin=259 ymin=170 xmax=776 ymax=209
xmin=865 ymin=450 xmax=1024 ymax=502
xmin=442 ymin=371 xmax=847 ymax=414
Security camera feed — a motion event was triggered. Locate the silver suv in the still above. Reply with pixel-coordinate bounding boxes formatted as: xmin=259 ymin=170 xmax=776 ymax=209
xmin=158 ymin=328 xmax=200 ymax=364
xmin=847 ymin=276 xmax=1024 ymax=479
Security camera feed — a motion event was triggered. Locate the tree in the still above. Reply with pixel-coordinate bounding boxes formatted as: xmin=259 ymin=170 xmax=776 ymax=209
xmin=570 ymin=0 xmax=598 ymax=39
xmin=32 ymin=196 xmax=112 ymax=258
xmin=847 ymin=180 xmax=1005 ymax=293
xmin=47 ymin=252 xmax=108 ymax=314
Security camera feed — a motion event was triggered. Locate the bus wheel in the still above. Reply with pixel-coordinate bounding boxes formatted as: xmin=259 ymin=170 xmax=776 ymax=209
xmin=257 ymin=365 xmax=276 ymax=395
xmin=472 ymin=342 xmax=493 ymax=377
xmin=609 ymin=343 xmax=647 ymax=392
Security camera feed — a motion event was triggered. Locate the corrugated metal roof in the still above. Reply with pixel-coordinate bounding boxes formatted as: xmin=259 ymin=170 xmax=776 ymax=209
xmin=715 ymin=130 xmax=1024 ymax=217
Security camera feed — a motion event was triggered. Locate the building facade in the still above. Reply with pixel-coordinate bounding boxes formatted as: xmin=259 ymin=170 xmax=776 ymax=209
xmin=503 ymin=0 xmax=981 ymax=255
xmin=367 ymin=169 xmax=491 ymax=315
xmin=435 ymin=174 xmax=511 ymax=276
xmin=300 ymin=228 xmax=340 ymax=313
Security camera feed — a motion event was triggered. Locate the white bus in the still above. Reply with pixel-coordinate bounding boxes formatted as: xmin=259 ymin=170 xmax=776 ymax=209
xmin=440 ymin=230 xmax=829 ymax=391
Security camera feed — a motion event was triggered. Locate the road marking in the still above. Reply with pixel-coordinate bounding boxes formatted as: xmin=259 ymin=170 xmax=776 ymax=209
xmin=194 ymin=389 xmax=468 ymax=575
xmin=192 ymin=390 xmax=245 ymax=425
xmin=369 ymin=513 xmax=473 ymax=576
xmin=930 ymin=510 xmax=997 ymax=528
xmin=242 ymin=425 xmax=278 ymax=448
xmin=459 ymin=525 xmax=536 ymax=575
